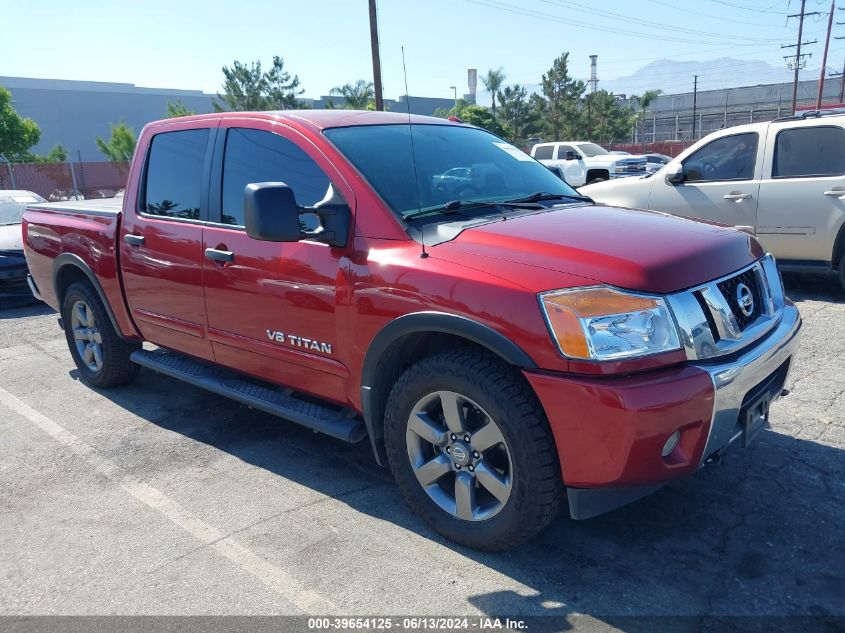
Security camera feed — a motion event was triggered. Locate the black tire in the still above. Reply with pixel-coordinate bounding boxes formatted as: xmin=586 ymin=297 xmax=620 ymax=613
xmin=61 ymin=281 xmax=140 ymax=388
xmin=587 ymin=177 xmax=606 ymax=185
xmin=384 ymin=348 xmax=564 ymax=551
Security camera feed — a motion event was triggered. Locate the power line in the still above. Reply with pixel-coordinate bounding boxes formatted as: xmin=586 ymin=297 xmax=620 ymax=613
xmin=462 ymin=0 xmax=784 ymax=46
xmin=709 ymin=0 xmax=790 ymax=15
xmin=644 ymin=0 xmax=791 ymax=28
xmin=783 ymin=0 xmax=818 ymax=111
xmin=538 ymin=0 xmax=780 ymax=42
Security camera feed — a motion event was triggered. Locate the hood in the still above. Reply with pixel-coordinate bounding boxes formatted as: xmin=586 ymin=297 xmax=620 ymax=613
xmin=433 ymin=205 xmax=763 ymax=294
xmin=0 ymin=223 xmax=23 ymax=251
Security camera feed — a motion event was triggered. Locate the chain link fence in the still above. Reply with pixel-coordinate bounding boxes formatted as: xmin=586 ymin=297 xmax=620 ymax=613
xmin=0 ymin=160 xmax=129 ymax=200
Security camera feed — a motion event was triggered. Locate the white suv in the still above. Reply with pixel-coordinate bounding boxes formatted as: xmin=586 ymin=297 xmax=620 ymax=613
xmin=581 ymin=112 xmax=845 ymax=291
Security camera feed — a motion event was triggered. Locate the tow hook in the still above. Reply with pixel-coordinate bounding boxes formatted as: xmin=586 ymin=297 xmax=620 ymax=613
xmin=705 ymin=451 xmax=724 ymax=466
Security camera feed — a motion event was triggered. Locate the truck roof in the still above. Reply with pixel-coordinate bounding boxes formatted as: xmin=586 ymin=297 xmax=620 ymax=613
xmin=160 ymin=109 xmax=458 ymax=131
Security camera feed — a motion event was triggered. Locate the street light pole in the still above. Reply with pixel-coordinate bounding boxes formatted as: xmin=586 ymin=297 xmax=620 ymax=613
xmin=449 ymin=85 xmax=457 ymax=105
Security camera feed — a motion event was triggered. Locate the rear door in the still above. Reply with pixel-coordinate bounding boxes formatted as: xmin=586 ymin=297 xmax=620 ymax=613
xmin=756 ymin=121 xmax=845 ymax=264
xmin=201 ymin=119 xmax=354 ymax=402
xmin=120 ymin=121 xmax=218 ymax=360
xmin=648 ymin=131 xmax=761 ymax=229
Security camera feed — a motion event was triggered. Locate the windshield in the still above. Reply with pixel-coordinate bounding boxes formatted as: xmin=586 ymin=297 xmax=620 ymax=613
xmin=576 ymin=143 xmax=609 ymax=157
xmin=324 ymin=124 xmax=581 ymax=220
xmin=0 ymin=193 xmax=44 ymax=225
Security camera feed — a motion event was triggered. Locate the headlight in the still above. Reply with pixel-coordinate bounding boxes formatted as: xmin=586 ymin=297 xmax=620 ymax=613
xmin=539 ymin=286 xmax=681 ymax=361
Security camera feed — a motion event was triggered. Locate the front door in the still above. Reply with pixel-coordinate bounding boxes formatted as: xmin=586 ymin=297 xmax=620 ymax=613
xmin=202 ymin=120 xmax=354 ymax=402
xmin=649 ymin=131 xmax=761 ymax=231
xmin=120 ymin=122 xmax=217 ymax=360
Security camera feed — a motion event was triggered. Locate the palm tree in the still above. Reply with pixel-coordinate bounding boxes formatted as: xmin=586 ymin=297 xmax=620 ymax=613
xmin=481 ymin=67 xmax=506 ymax=117
xmin=631 ymin=89 xmax=662 ymax=144
xmin=329 ymin=80 xmax=375 ymax=110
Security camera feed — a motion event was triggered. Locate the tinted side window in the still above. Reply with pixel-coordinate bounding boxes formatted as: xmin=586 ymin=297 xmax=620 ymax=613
xmin=221 ymin=128 xmax=332 ymax=226
xmin=556 ymin=144 xmax=575 ymax=159
xmin=143 ymin=129 xmax=209 ymax=220
xmin=683 ymin=132 xmax=758 ymax=183
xmin=533 ymin=145 xmax=554 ymax=160
xmin=773 ymin=126 xmax=845 ymax=178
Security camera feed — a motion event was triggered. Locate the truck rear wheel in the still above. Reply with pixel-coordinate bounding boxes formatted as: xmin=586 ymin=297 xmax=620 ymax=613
xmin=61 ymin=281 xmax=140 ymax=388
xmin=384 ymin=349 xmax=563 ymax=551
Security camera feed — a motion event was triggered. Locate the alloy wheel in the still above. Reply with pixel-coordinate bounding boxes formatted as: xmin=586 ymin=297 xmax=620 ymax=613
xmin=70 ymin=300 xmax=103 ymax=373
xmin=405 ymin=390 xmax=513 ymax=521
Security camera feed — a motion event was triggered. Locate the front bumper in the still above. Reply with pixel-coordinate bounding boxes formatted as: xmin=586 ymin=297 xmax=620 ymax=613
xmin=524 ymin=302 xmax=801 ymax=519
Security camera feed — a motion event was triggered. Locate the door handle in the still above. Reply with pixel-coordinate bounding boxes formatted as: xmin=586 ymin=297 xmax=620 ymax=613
xmin=723 ymin=192 xmax=752 ymax=200
xmin=204 ymin=248 xmax=234 ymax=263
xmin=123 ymin=234 xmax=145 ymax=246
xmin=823 ymin=189 xmax=845 ymax=198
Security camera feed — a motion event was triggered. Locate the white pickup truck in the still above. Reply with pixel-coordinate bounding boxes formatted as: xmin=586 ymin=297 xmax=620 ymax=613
xmin=530 ymin=141 xmax=648 ymax=186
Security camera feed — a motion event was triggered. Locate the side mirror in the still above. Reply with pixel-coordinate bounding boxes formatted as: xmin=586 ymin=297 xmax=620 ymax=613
xmin=564 ymin=150 xmax=579 ymax=161
xmin=244 ymin=182 xmax=302 ymax=242
xmin=546 ymin=165 xmax=566 ymax=181
xmin=665 ymin=163 xmax=685 ymax=185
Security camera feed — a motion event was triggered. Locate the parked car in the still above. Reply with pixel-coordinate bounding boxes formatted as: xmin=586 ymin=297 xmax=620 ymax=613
xmin=23 ymin=111 xmax=800 ymax=550
xmin=530 ymin=141 xmax=648 ymax=186
xmin=581 ymin=112 xmax=845 ymax=290
xmin=431 ymin=166 xmax=474 ymax=197
xmin=1 ymin=190 xmax=45 ymax=307
xmin=643 ymin=153 xmax=672 ymax=173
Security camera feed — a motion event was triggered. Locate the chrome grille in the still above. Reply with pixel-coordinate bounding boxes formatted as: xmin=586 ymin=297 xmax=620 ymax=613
xmin=717 ymin=268 xmax=763 ymax=330
xmin=666 ymin=255 xmax=785 ymax=361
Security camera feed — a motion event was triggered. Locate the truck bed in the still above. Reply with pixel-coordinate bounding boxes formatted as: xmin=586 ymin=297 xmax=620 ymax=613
xmin=28 ymin=197 xmax=122 ymax=217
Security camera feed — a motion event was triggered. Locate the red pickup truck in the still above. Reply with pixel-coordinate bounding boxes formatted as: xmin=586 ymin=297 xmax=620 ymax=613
xmin=23 ymin=111 xmax=801 ymax=550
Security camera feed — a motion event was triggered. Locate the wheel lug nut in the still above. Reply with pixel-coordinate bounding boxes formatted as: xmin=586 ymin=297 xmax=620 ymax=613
xmin=445 ymin=446 xmax=451 ymax=453
xmin=455 ymin=464 xmax=461 ymax=470
xmin=473 ymin=451 xmax=480 ymax=459
xmin=463 ymin=435 xmax=470 ymax=442
xmin=450 ymin=434 xmax=457 ymax=441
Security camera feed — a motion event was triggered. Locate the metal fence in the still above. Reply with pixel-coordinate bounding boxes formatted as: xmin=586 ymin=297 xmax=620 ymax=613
xmin=0 ymin=160 xmax=129 ymax=200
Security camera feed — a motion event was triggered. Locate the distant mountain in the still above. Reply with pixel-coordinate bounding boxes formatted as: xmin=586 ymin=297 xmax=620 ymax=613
xmin=602 ymin=58 xmax=793 ymax=97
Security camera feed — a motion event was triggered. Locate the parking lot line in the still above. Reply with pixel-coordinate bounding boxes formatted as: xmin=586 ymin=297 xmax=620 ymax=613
xmin=0 ymin=384 xmax=338 ymax=614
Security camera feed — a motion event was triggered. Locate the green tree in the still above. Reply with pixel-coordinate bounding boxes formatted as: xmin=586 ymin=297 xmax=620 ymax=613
xmin=96 ymin=121 xmax=136 ymax=161
xmin=214 ymin=56 xmax=303 ymax=111
xmin=165 ymin=100 xmax=196 ymax=118
xmin=480 ymin=67 xmax=506 ymax=117
xmin=497 ymin=85 xmax=538 ymax=146
xmin=434 ymin=99 xmax=508 ymax=137
xmin=0 ymin=86 xmax=41 ymax=159
xmin=629 ymin=89 xmax=662 ymax=143
xmin=329 ymin=80 xmax=375 ymax=110
xmin=582 ymin=90 xmax=632 ymax=145
xmin=537 ymin=53 xmax=585 ymax=141
xmin=265 ymin=56 xmax=304 ymax=109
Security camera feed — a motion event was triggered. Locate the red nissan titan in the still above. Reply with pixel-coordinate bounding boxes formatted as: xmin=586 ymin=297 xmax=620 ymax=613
xmin=22 ymin=111 xmax=801 ymax=550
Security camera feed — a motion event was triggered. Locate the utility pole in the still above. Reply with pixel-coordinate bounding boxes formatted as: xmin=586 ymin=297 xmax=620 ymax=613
xmin=784 ymin=0 xmax=820 ymax=113
xmin=692 ymin=75 xmax=698 ymax=141
xmin=817 ymin=0 xmax=836 ymax=109
xmin=368 ymin=0 xmax=384 ymax=111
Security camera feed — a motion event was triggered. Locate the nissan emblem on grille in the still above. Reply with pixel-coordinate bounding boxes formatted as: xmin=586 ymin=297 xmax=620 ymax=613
xmin=736 ymin=282 xmax=755 ymax=317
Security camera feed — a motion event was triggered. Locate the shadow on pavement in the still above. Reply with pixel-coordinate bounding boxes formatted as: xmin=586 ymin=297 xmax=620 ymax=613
xmin=782 ymin=271 xmax=843 ymax=304
xmin=0 ymin=300 xmax=54 ymax=320
xmin=83 ymin=363 xmax=845 ymax=620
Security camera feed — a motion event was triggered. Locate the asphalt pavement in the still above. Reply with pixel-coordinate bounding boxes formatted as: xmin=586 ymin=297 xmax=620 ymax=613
xmin=0 ymin=272 xmax=842 ymax=624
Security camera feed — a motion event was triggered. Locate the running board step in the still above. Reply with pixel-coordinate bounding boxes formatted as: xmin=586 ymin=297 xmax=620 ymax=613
xmin=130 ymin=349 xmax=366 ymax=443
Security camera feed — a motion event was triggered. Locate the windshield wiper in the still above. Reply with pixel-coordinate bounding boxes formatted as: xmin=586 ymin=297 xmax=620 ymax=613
xmin=506 ymin=192 xmax=593 ymax=204
xmin=403 ymin=199 xmax=511 ymax=221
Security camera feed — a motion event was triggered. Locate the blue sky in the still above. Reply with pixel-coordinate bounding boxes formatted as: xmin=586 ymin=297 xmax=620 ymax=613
xmin=2 ymin=0 xmax=842 ymax=102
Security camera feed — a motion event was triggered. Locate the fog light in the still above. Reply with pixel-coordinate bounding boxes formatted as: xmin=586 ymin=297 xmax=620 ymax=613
xmin=662 ymin=431 xmax=681 ymax=457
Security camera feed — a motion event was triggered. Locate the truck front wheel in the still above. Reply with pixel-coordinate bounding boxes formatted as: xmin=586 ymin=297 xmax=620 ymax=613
xmin=61 ymin=282 xmax=140 ymax=388
xmin=384 ymin=349 xmax=563 ymax=550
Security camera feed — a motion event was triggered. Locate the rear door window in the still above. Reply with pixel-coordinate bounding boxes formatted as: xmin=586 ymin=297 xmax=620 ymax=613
xmin=142 ymin=129 xmax=209 ymax=220
xmin=533 ymin=145 xmax=554 ymax=160
xmin=773 ymin=126 xmax=845 ymax=178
